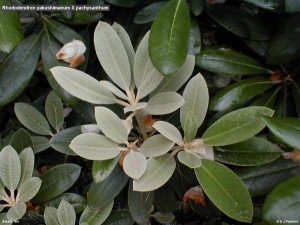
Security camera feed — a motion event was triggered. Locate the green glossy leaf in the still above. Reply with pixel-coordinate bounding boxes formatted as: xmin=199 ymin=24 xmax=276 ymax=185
xmin=0 ymin=146 xmax=21 ymax=191
xmin=57 ymin=200 xmax=76 ymax=225
xmin=152 ymin=212 xmax=175 ymax=224
xmin=70 ymin=133 xmax=121 ymax=160
xmin=0 ymin=33 xmax=41 ymax=106
xmin=92 ymin=156 xmax=119 ymax=183
xmin=128 ymin=181 xmax=154 ymax=224
xmin=191 ymin=0 xmax=205 ymax=16
xmin=243 ymin=40 xmax=269 ymax=58
xmin=104 ymin=0 xmax=139 ymax=7
xmin=144 ymin=92 xmax=184 ymax=115
xmin=6 ymin=202 xmax=26 ymax=221
xmin=44 ymin=207 xmax=60 ymax=225
xmin=261 ymin=116 xmax=300 ymax=149
xmin=243 ymin=0 xmax=282 ymax=11
xmin=139 ymin=134 xmax=175 ymax=157
xmin=188 ymin=19 xmax=201 ymax=55
xmin=177 ymin=151 xmax=202 ymax=169
xmin=251 ymin=88 xmax=279 ymax=108
xmin=133 ymin=154 xmax=176 ymax=192
xmin=10 ymin=128 xmax=33 ymax=154
xmin=32 ymin=136 xmax=50 ymax=153
xmin=33 ymin=164 xmax=81 ymax=203
xmin=149 ymin=0 xmax=190 ymax=75
xmin=58 ymin=11 xmax=103 ymax=25
xmin=123 ymin=151 xmax=147 ymax=179
xmin=195 ymin=159 xmax=253 ymax=222
xmin=14 ymin=103 xmax=53 ymax=136
xmin=196 ymin=48 xmax=270 ymax=75
xmin=94 ymin=21 xmax=131 ymax=91
xmin=180 ymin=73 xmax=209 ymax=130
xmin=18 ymin=177 xmax=42 ymax=202
xmin=202 ymin=106 xmax=274 ymax=146
xmin=45 ymin=91 xmax=64 ymax=132
xmin=234 ymin=158 xmax=300 ymax=197
xmin=80 ymin=201 xmax=114 ymax=225
xmin=17 ymin=147 xmax=34 ymax=189
xmin=152 ymin=121 xmax=183 ymax=146
xmin=273 ymin=88 xmax=289 ymax=117
xmin=59 ymin=0 xmax=75 ymax=19
xmin=51 ymin=66 xmax=116 ymax=105
xmin=50 ymin=126 xmax=81 ymax=155
xmin=210 ymin=78 xmax=273 ymax=111
xmin=153 ymin=183 xmax=176 ymax=213
xmin=291 ymin=80 xmax=300 ymax=116
xmin=102 ymin=209 xmax=134 ymax=225
xmin=262 ymin=175 xmax=300 ymax=224
xmin=183 ymin=111 xmax=198 ymax=143
xmin=95 ymin=107 xmax=128 ymax=144
xmin=0 ymin=0 xmax=23 ymax=53
xmin=88 ymin=165 xmax=129 ymax=209
xmin=134 ymin=1 xmax=167 ymax=24
xmin=215 ymin=137 xmax=282 ymax=166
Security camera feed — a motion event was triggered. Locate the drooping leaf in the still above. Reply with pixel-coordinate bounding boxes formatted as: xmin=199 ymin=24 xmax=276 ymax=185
xmin=262 ymin=175 xmax=300 ymax=225
xmin=144 ymin=92 xmax=184 ymax=115
xmin=133 ymin=1 xmax=167 ymax=24
xmin=50 ymin=66 xmax=116 ymax=105
xmin=180 ymin=73 xmax=209 ymax=130
xmin=139 ymin=134 xmax=175 ymax=157
xmin=177 ymin=151 xmax=202 ymax=169
xmin=195 ymin=159 xmax=253 ymax=222
xmin=149 ymin=0 xmax=190 ymax=75
xmin=44 ymin=207 xmax=60 ymax=225
xmin=6 ymin=202 xmax=26 ymax=221
xmin=152 ymin=121 xmax=183 ymax=146
xmin=102 ymin=209 xmax=134 ymax=225
xmin=57 ymin=200 xmax=76 ymax=225
xmin=133 ymin=154 xmax=176 ymax=192
xmin=92 ymin=156 xmax=119 ymax=183
xmin=80 ymin=201 xmax=114 ymax=225
xmin=17 ymin=147 xmax=35 ymax=189
xmin=70 ymin=133 xmax=121 ymax=160
xmin=18 ymin=177 xmax=42 ymax=202
xmin=0 ymin=146 xmax=21 ymax=191
xmin=0 ymin=33 xmax=41 ymax=106
xmin=202 ymin=106 xmax=274 ymax=146
xmin=94 ymin=21 xmax=131 ymax=91
xmin=45 ymin=91 xmax=64 ymax=132
xmin=33 ymin=164 xmax=81 ymax=203
xmin=123 ymin=151 xmax=147 ymax=180
xmin=10 ymin=128 xmax=33 ymax=154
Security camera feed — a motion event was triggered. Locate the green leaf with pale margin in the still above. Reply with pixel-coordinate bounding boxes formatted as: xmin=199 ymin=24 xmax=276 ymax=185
xmin=262 ymin=175 xmax=300 ymax=225
xmin=144 ymin=92 xmax=184 ymax=115
xmin=99 ymin=81 xmax=128 ymax=101
xmin=6 ymin=202 xmax=26 ymax=221
xmin=17 ymin=147 xmax=34 ymax=189
xmin=149 ymin=0 xmax=190 ymax=75
xmin=57 ymin=200 xmax=76 ymax=225
xmin=93 ymin=156 xmax=119 ymax=183
xmin=184 ymin=111 xmax=198 ymax=143
xmin=0 ymin=146 xmax=21 ymax=191
xmin=14 ymin=103 xmax=53 ymax=136
xmin=123 ymin=151 xmax=147 ymax=180
xmin=80 ymin=201 xmax=114 ymax=225
xmin=10 ymin=128 xmax=33 ymax=154
xmin=177 ymin=151 xmax=202 ymax=168
xmin=45 ymin=91 xmax=64 ymax=132
xmin=70 ymin=133 xmax=121 ymax=160
xmin=202 ymin=106 xmax=274 ymax=146
xmin=33 ymin=164 xmax=81 ymax=203
xmin=44 ymin=207 xmax=60 ymax=225
xmin=102 ymin=209 xmax=134 ymax=225
xmin=152 ymin=121 xmax=183 ymax=145
xmin=51 ymin=66 xmax=116 ymax=104
xmin=195 ymin=159 xmax=253 ymax=222
xmin=94 ymin=21 xmax=131 ymax=91
xmin=18 ymin=177 xmax=42 ymax=202
xmin=180 ymin=73 xmax=209 ymax=130
xmin=133 ymin=154 xmax=176 ymax=192
xmin=139 ymin=134 xmax=175 ymax=157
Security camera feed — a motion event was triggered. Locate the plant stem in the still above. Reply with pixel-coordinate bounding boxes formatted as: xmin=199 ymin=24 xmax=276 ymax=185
xmin=135 ymin=110 xmax=148 ymax=140
xmin=171 ymin=146 xmax=183 ymax=157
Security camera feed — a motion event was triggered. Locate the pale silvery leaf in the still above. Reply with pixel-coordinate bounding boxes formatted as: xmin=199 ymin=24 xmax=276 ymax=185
xmin=144 ymin=92 xmax=185 ymax=115
xmin=123 ymin=151 xmax=147 ymax=180
xmin=6 ymin=202 xmax=26 ymax=221
xmin=177 ymin=151 xmax=202 ymax=169
xmin=17 ymin=177 xmax=42 ymax=202
xmin=44 ymin=207 xmax=60 ymax=225
xmin=94 ymin=21 xmax=131 ymax=91
xmin=95 ymin=107 xmax=128 ymax=144
xmin=51 ymin=66 xmax=116 ymax=104
xmin=17 ymin=147 xmax=34 ymax=189
xmin=139 ymin=134 xmax=175 ymax=157
xmin=57 ymin=200 xmax=76 ymax=225
xmin=99 ymin=80 xmax=128 ymax=100
xmin=124 ymin=102 xmax=147 ymax=114
xmin=188 ymin=139 xmax=214 ymax=160
xmin=81 ymin=124 xmax=101 ymax=134
xmin=70 ymin=133 xmax=122 ymax=160
xmin=121 ymin=117 xmax=133 ymax=135
xmin=152 ymin=121 xmax=183 ymax=146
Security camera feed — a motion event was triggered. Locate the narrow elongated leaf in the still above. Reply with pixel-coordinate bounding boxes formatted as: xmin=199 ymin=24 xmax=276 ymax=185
xmin=0 ymin=146 xmax=21 ymax=191
xmin=94 ymin=21 xmax=131 ymax=91
xmin=133 ymin=154 xmax=176 ymax=192
xmin=33 ymin=164 xmax=81 ymax=203
xmin=124 ymin=102 xmax=147 ymax=113
xmin=70 ymin=133 xmax=121 ymax=160
xmin=180 ymin=73 xmax=209 ymax=130
xmin=51 ymin=66 xmax=116 ymax=104
xmin=261 ymin=116 xmax=300 ymax=149
xmin=95 ymin=107 xmax=128 ymax=144
xmin=88 ymin=166 xmax=129 ymax=209
xmin=177 ymin=151 xmax=202 ymax=168
xmin=195 ymin=159 xmax=253 ymax=222
xmin=149 ymin=0 xmax=190 ymax=75
xmin=57 ymin=200 xmax=76 ymax=225
xmin=202 ymin=106 xmax=274 ymax=146
xmin=0 ymin=33 xmax=41 ymax=106
xmin=17 ymin=147 xmax=34 ymax=189
xmin=134 ymin=1 xmax=167 ymax=24
xmin=44 ymin=207 xmax=60 ymax=225
xmin=152 ymin=121 xmax=183 ymax=145
xmin=99 ymin=80 xmax=128 ymax=100
xmin=45 ymin=91 xmax=64 ymax=132
xmin=262 ymin=175 xmax=300 ymax=225
xmin=18 ymin=177 xmax=42 ymax=202
xmin=144 ymin=92 xmax=184 ymax=115
xmin=196 ymin=48 xmax=270 ymax=75
xmin=139 ymin=134 xmax=175 ymax=157
xmin=102 ymin=209 xmax=134 ymax=225
xmin=123 ymin=151 xmax=147 ymax=179
xmin=92 ymin=156 xmax=119 ymax=183
xmin=6 ymin=202 xmax=26 ymax=221
xmin=14 ymin=103 xmax=53 ymax=136
xmin=210 ymin=78 xmax=273 ymax=111
xmin=10 ymin=128 xmax=33 ymax=154
xmin=80 ymin=201 xmax=114 ymax=225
